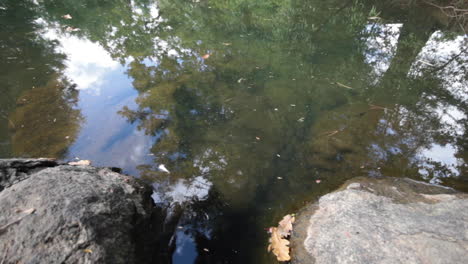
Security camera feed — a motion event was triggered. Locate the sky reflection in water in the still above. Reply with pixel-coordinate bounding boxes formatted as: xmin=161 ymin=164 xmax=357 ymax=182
xmin=0 ymin=0 xmax=467 ymax=263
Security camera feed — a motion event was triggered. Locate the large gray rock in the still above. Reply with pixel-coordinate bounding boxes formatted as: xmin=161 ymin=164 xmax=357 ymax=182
xmin=0 ymin=159 xmax=162 ymax=264
xmin=291 ymin=177 xmax=468 ymax=264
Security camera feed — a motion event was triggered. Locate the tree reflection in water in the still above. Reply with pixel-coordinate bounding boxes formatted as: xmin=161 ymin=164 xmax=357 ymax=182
xmin=0 ymin=0 xmax=82 ymax=159
xmin=0 ymin=0 xmax=466 ymax=263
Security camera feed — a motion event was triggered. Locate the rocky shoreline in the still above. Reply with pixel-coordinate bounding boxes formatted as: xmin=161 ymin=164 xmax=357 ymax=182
xmin=0 ymin=159 xmax=170 ymax=264
xmin=291 ymin=177 xmax=468 ymax=264
xmin=2 ymin=159 xmax=467 ymax=263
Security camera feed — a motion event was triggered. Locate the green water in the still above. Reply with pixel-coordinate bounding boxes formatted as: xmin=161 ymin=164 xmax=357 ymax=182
xmin=0 ymin=0 xmax=467 ymax=263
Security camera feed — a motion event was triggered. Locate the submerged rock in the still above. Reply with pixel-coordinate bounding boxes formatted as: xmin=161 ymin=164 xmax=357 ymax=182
xmin=291 ymin=177 xmax=468 ymax=264
xmin=0 ymin=159 xmax=165 ymax=264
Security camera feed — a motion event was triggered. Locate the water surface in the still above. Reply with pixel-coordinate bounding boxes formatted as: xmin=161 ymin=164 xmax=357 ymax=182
xmin=0 ymin=0 xmax=467 ymax=263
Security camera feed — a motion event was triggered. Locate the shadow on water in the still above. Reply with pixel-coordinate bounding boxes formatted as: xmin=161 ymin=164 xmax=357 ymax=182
xmin=0 ymin=0 xmax=467 ymax=263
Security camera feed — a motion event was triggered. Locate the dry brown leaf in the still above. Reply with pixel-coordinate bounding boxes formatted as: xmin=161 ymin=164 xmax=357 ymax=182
xmin=268 ymin=227 xmax=291 ymax=261
xmin=69 ymin=160 xmax=91 ymax=166
xmin=277 ymin=214 xmax=295 ymax=237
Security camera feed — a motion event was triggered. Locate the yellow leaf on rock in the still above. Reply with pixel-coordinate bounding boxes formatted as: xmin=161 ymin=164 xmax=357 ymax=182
xmin=69 ymin=160 xmax=91 ymax=166
xmin=268 ymin=227 xmax=291 ymax=261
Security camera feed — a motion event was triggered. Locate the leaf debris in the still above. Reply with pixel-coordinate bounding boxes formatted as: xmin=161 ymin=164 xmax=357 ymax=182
xmin=267 ymin=214 xmax=295 ymax=261
xmin=158 ymin=164 xmax=170 ymax=173
xmin=69 ymin=160 xmax=91 ymax=166
xmin=268 ymin=227 xmax=291 ymax=261
xmin=277 ymin=214 xmax=295 ymax=237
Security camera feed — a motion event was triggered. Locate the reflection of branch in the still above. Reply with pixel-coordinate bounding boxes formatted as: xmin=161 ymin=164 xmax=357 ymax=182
xmin=423 ymin=1 xmax=468 ymax=15
xmin=429 ymin=46 xmax=468 ymax=73
xmin=423 ymin=0 xmax=468 ymax=33
xmin=312 ymin=0 xmax=354 ymax=33
xmin=0 ymin=112 xmax=15 ymax=129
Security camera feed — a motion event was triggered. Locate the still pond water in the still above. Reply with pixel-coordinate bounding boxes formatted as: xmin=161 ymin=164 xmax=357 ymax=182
xmin=1 ymin=0 xmax=467 ymax=263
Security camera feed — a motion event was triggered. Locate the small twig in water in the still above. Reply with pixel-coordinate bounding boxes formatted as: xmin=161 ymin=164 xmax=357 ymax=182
xmin=0 ymin=113 xmax=15 ymax=129
xmin=369 ymin=104 xmax=392 ymax=112
xmin=336 ymin=82 xmax=353 ymax=89
xmin=320 ymin=130 xmax=340 ymax=137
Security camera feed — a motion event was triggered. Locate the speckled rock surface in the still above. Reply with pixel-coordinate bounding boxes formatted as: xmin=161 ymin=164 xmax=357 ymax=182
xmin=291 ymin=177 xmax=468 ymax=264
xmin=0 ymin=159 xmax=161 ymax=264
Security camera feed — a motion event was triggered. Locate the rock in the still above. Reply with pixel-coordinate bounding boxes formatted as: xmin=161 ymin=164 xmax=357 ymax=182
xmin=0 ymin=159 xmax=165 ymax=264
xmin=0 ymin=158 xmax=58 ymax=191
xmin=291 ymin=177 xmax=468 ymax=264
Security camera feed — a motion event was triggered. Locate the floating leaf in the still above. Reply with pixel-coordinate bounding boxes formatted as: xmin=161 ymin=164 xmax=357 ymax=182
xmin=277 ymin=214 xmax=295 ymax=237
xmin=267 ymin=227 xmax=291 ymax=261
xmin=65 ymin=26 xmax=80 ymax=32
xmin=158 ymin=164 xmax=170 ymax=173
